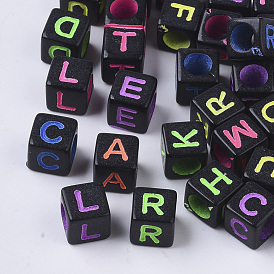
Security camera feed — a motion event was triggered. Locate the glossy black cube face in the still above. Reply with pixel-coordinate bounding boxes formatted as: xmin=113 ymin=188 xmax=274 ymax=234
xmin=161 ymin=122 xmax=208 ymax=179
xmin=46 ymin=56 xmax=93 ymax=115
xmin=104 ymin=0 xmax=147 ymax=26
xmin=231 ymin=60 xmax=274 ymax=102
xmin=253 ymin=0 xmax=274 ymax=15
xmin=176 ymin=48 xmax=219 ymax=105
xmin=211 ymin=113 xmax=267 ymax=177
xmin=243 ymin=147 xmax=274 ymax=194
xmin=197 ymin=9 xmax=242 ymax=63
xmin=27 ymin=113 xmax=78 ymax=176
xmin=249 ymin=94 xmax=274 ymax=149
xmin=184 ymin=161 xmax=243 ymax=228
xmin=190 ymin=83 xmax=245 ymax=144
xmin=60 ymin=0 xmax=105 ymax=25
xmin=157 ymin=0 xmax=205 ymax=52
xmin=208 ymin=0 xmax=251 ymax=15
xmin=227 ymin=18 xmax=262 ymax=60
xmin=93 ymin=133 xmax=139 ymax=193
xmin=224 ymin=181 xmax=274 ymax=249
xmin=41 ymin=9 xmax=90 ymax=64
xmin=101 ymin=25 xmax=145 ymax=84
xmin=107 ymin=71 xmax=157 ymax=134
xmin=130 ymin=187 xmax=177 ymax=247
xmin=61 ymin=182 xmax=111 ymax=245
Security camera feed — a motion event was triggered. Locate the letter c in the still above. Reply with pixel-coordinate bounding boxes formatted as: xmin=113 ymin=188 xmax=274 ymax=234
xmin=37 ymin=152 xmax=59 ymax=170
xmin=40 ymin=121 xmax=64 ymax=144
xmin=239 ymin=193 xmax=267 ymax=216
xmin=231 ymin=218 xmax=248 ymax=240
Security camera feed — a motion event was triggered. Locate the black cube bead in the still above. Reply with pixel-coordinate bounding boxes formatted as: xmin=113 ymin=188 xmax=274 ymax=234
xmin=231 ymin=60 xmax=274 ymax=103
xmin=107 ymin=70 xmax=157 ymax=134
xmin=41 ymin=8 xmax=90 ymax=64
xmin=208 ymin=0 xmax=251 ymax=16
xmin=130 ymin=187 xmax=177 ymax=247
xmin=101 ymin=25 xmax=145 ymax=84
xmin=210 ymin=113 xmax=267 ymax=176
xmin=228 ymin=17 xmax=274 ymax=59
xmin=161 ymin=122 xmax=208 ymax=179
xmin=60 ymin=0 xmax=105 ymax=25
xmin=224 ymin=181 xmax=274 ymax=249
xmin=27 ymin=113 xmax=78 ymax=176
xmin=176 ymin=48 xmax=219 ymax=105
xmin=93 ymin=133 xmax=139 ymax=193
xmin=184 ymin=161 xmax=243 ymax=228
xmin=244 ymin=147 xmax=274 ymax=194
xmin=249 ymin=94 xmax=274 ymax=149
xmin=253 ymin=0 xmax=274 ymax=15
xmin=61 ymin=182 xmax=111 ymax=244
xmin=197 ymin=9 xmax=242 ymax=63
xmin=227 ymin=17 xmax=262 ymax=60
xmin=46 ymin=56 xmax=93 ymax=115
xmin=104 ymin=0 xmax=147 ymax=26
xmin=157 ymin=0 xmax=205 ymax=52
xmin=190 ymin=83 xmax=245 ymax=144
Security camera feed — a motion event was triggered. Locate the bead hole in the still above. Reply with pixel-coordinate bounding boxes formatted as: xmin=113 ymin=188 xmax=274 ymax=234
xmin=230 ymin=23 xmax=255 ymax=52
xmin=110 ymin=0 xmax=138 ymax=19
xmin=239 ymin=64 xmax=268 ymax=88
xmin=213 ymin=144 xmax=232 ymax=168
xmin=205 ymin=15 xmax=230 ymax=40
xmin=260 ymin=215 xmax=274 ymax=240
xmin=188 ymin=195 xmax=211 ymax=219
xmin=184 ymin=53 xmax=213 ymax=76
xmin=70 ymin=134 xmax=78 ymax=163
xmin=61 ymin=203 xmax=68 ymax=231
xmin=172 ymin=158 xmax=201 ymax=175
xmin=149 ymin=93 xmax=157 ymax=121
xmin=163 ymin=32 xmax=191 ymax=50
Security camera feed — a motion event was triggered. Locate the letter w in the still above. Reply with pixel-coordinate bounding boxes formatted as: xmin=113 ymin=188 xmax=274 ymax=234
xmin=223 ymin=120 xmax=258 ymax=148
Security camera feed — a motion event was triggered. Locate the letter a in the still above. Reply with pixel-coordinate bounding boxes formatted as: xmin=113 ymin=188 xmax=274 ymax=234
xmin=103 ymin=138 xmax=128 ymax=161
xmin=223 ymin=120 xmax=258 ymax=149
xmin=102 ymin=173 xmax=126 ymax=189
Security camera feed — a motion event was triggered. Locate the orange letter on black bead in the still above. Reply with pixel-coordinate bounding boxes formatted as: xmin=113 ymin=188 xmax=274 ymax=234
xmin=103 ymin=138 xmax=128 ymax=161
xmin=102 ymin=173 xmax=126 ymax=189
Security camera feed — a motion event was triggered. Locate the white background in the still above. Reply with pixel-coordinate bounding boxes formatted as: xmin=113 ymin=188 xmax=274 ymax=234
xmin=1 ymin=1 xmax=274 ymax=273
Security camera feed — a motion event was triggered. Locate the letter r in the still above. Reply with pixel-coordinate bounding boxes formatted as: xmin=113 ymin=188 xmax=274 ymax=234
xmin=142 ymin=193 xmax=164 ymax=215
xmin=139 ymin=225 xmax=162 ymax=244
xmin=266 ymin=24 xmax=274 ymax=50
